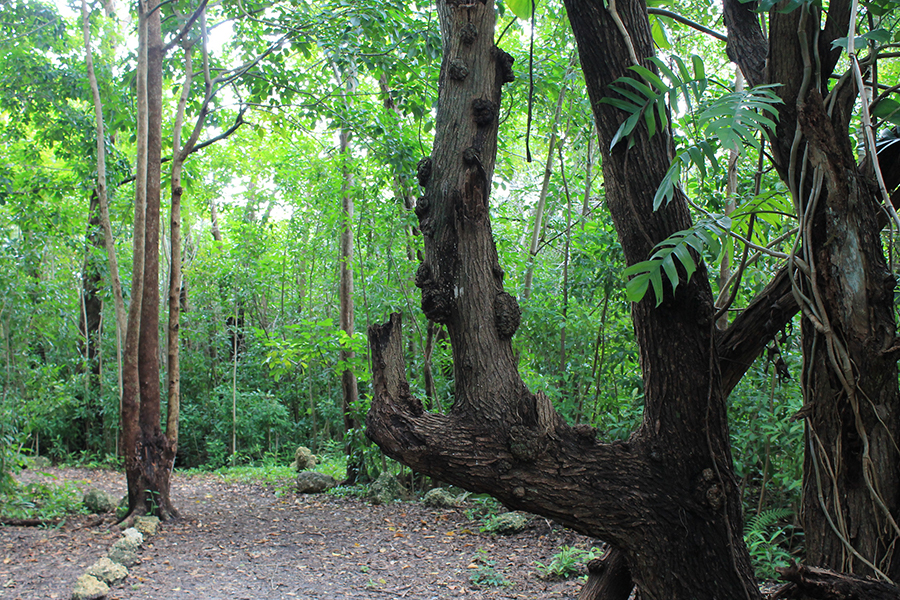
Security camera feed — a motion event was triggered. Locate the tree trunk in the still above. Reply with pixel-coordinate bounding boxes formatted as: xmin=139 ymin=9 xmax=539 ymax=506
xmin=82 ymin=0 xmax=127 ymax=456
xmin=578 ymin=550 xmax=633 ymax=600
xmin=726 ymin=0 xmax=900 ymax=581
xmin=78 ymin=189 xmax=104 ymax=451
xmin=367 ymin=1 xmax=760 ymax=598
xmin=123 ymin=0 xmax=177 ymax=521
xmin=334 ymin=61 xmax=363 ymax=483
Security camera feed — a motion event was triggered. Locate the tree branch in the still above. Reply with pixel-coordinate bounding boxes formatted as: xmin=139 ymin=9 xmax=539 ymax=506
xmin=162 ymin=0 xmax=208 ymax=54
xmin=117 ymin=107 xmax=246 ymax=188
xmin=722 ymin=0 xmax=767 ymax=87
xmin=647 ymin=8 xmax=726 ymax=42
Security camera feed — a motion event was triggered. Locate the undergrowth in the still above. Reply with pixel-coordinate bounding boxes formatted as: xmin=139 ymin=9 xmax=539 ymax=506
xmin=535 ymin=545 xmax=603 ymax=580
xmin=0 ymin=478 xmax=87 ymax=522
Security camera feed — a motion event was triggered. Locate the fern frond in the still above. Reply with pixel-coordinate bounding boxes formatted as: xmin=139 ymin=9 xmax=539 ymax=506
xmin=744 ymin=507 xmax=793 ymax=536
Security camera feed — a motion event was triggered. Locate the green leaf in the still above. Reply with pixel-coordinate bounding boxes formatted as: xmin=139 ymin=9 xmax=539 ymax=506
xmin=648 ymin=268 xmax=664 ymax=306
xmin=672 ymin=243 xmax=696 ymax=280
xmin=660 ymin=254 xmax=679 ymax=290
xmin=503 ymin=0 xmax=533 ymax=20
xmin=625 ymin=270 xmax=651 ymax=302
xmin=650 ymin=16 xmax=672 ymax=50
xmin=872 ymin=98 xmax=900 ymax=120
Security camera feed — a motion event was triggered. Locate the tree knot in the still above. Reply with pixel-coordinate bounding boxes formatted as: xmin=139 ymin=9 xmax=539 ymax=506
xmin=416 ymin=157 xmax=433 ymax=187
xmin=449 ymin=58 xmax=469 ymax=81
xmin=508 ymin=425 xmax=546 ymax=462
xmin=472 ymin=98 xmax=496 ymax=127
xmin=494 ymin=291 xmax=521 ymax=339
xmin=491 ymin=46 xmax=515 ymax=84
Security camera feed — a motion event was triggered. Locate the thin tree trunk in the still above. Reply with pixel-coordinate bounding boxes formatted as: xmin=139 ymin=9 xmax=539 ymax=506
xmin=209 ymin=199 xmax=223 ymax=242
xmin=580 ymin=125 xmax=594 ymax=229
xmin=714 ymin=71 xmax=744 ymax=329
xmin=81 ymin=0 xmax=126 ymax=428
xmin=334 ymin=60 xmax=363 ymax=483
xmin=558 ymin=141 xmax=572 ymax=385
xmin=167 ymin=6 xmax=211 ymax=450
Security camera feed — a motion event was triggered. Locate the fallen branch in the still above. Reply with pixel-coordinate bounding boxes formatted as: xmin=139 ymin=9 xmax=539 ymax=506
xmin=770 ymin=563 xmax=899 ymax=599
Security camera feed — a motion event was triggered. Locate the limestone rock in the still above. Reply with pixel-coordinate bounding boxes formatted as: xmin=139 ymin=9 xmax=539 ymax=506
xmin=423 ymin=488 xmax=459 ymax=508
xmin=83 ymin=488 xmax=116 ymax=514
xmin=295 ymin=471 xmax=336 ymax=494
xmin=134 ymin=515 xmax=159 ymax=536
xmin=290 ymin=446 xmax=316 ymax=471
xmin=107 ymin=546 xmax=139 ymax=567
xmin=120 ymin=528 xmax=143 ymax=548
xmin=71 ymin=574 xmax=109 ymax=600
xmin=107 ymin=531 xmax=142 ymax=567
xmin=368 ymin=472 xmax=410 ymax=505
xmin=86 ymin=557 xmax=127 ymax=585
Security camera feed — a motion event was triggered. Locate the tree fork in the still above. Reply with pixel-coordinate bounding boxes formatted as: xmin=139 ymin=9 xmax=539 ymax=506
xmin=369 ymin=0 xmax=761 ymax=597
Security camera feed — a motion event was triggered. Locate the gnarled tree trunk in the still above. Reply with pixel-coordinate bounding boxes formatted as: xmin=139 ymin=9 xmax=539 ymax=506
xmin=367 ymin=1 xmax=760 ymax=598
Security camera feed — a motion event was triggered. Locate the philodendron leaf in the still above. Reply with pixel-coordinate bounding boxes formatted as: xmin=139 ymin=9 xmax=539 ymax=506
xmin=504 ymin=0 xmax=533 ymax=20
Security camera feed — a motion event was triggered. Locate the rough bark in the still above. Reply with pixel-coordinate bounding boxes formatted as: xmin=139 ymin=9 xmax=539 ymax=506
xmin=725 ymin=0 xmax=900 ymax=581
xmin=578 ymin=550 xmax=633 ymax=600
xmin=368 ymin=1 xmax=760 ymax=598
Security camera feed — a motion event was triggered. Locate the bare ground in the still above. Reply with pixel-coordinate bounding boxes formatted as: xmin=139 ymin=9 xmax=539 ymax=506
xmin=1 ymin=467 xmax=597 ymax=599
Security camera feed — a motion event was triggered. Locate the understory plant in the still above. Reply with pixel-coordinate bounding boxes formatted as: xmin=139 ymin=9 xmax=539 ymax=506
xmin=535 ymin=545 xmax=604 ymax=580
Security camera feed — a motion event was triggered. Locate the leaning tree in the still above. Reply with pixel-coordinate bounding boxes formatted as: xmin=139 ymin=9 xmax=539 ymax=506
xmin=366 ymin=0 xmax=900 ymax=598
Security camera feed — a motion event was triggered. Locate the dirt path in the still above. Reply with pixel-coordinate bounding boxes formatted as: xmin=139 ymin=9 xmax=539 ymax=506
xmin=1 ymin=468 xmax=596 ymax=599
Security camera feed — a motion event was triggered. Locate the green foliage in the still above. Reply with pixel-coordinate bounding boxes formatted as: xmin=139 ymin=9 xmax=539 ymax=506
xmin=0 ymin=479 xmax=87 ymax=522
xmin=503 ymin=0 xmax=534 ymax=20
xmin=623 ymin=217 xmax=724 ymax=306
xmin=743 ymin=508 xmax=796 ymax=580
xmin=469 ymin=548 xmax=512 ymax=587
xmin=534 ymin=545 xmax=603 ymax=580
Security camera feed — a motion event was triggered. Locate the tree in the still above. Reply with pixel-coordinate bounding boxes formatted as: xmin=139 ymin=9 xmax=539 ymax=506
xmin=724 ymin=0 xmax=900 ymax=582
xmin=368 ymin=0 xmax=760 ymax=598
xmin=367 ymin=0 xmax=900 ymax=598
xmin=120 ymin=0 xmax=179 ymax=520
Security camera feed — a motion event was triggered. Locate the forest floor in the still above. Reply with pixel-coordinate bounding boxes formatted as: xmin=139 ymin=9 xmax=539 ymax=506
xmin=0 ymin=467 xmax=596 ymax=600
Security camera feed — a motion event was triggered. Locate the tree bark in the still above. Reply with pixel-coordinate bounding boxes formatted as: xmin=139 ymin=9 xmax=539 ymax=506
xmin=772 ymin=563 xmax=900 ymax=600
xmin=725 ymin=0 xmax=900 ymax=581
xmin=335 ymin=61 xmax=362 ymax=483
xmin=578 ymin=550 xmax=633 ymax=600
xmin=368 ymin=1 xmax=760 ymax=598
xmin=123 ymin=0 xmax=177 ymax=521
